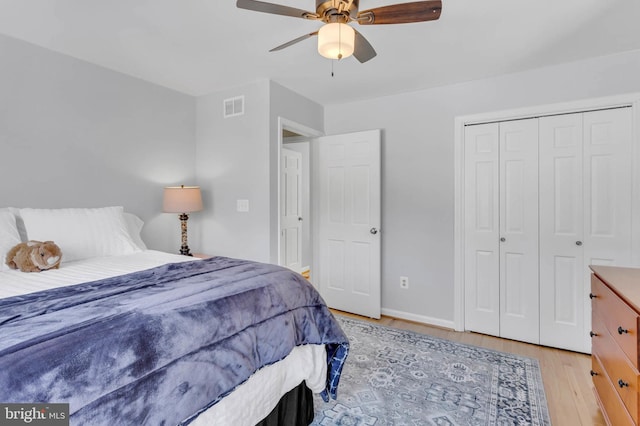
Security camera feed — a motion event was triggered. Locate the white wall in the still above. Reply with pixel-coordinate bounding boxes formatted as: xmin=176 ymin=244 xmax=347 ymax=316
xmin=324 ymin=50 xmax=640 ymax=326
xmin=0 ymin=34 xmax=196 ymax=253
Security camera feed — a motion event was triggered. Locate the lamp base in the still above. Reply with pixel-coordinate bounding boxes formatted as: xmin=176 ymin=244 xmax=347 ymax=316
xmin=178 ymin=213 xmax=192 ymax=257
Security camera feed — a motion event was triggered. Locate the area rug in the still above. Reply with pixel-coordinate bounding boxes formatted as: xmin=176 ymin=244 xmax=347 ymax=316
xmin=312 ymin=316 xmax=550 ymax=426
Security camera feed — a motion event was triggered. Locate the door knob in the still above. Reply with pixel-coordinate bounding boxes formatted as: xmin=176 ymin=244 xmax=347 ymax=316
xmin=500 ymin=237 xmax=506 ymax=242
xmin=298 ymin=217 xmax=303 ymax=221
xmin=370 ymin=228 xmax=379 ymax=235
xmin=576 ymin=241 xmax=583 ymax=246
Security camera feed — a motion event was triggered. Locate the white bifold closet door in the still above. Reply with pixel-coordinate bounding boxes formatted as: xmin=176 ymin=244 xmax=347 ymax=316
xmin=464 ymin=118 xmax=539 ymax=345
xmin=539 ymin=108 xmax=633 ymax=353
xmin=463 ymin=122 xmax=500 ymax=337
xmin=499 ymin=119 xmax=539 ymax=343
xmin=465 ymin=107 xmax=633 ymax=352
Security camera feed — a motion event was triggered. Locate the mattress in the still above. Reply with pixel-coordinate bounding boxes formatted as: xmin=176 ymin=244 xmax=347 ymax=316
xmin=0 ymin=250 xmax=332 ymax=425
xmin=0 ymin=250 xmax=195 ymax=298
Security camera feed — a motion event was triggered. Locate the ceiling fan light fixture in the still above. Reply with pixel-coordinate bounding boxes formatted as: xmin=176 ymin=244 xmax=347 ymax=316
xmin=317 ymin=22 xmax=355 ymax=60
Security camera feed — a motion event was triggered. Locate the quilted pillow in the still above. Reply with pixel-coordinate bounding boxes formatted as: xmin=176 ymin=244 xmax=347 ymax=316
xmin=20 ymin=206 xmax=141 ymax=263
xmin=0 ymin=211 xmax=21 ymax=271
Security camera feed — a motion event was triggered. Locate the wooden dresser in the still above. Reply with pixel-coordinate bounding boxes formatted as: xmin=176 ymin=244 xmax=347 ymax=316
xmin=590 ymin=265 xmax=640 ymax=426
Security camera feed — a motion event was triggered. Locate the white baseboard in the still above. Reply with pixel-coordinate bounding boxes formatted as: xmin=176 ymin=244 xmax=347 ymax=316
xmin=381 ymin=308 xmax=456 ymax=330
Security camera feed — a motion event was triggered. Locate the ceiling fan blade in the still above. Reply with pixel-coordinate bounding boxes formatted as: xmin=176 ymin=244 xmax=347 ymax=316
xmin=270 ymin=31 xmax=319 ymax=52
xmin=236 ymin=0 xmax=319 ymax=20
xmin=353 ymin=29 xmax=377 ymax=63
xmin=357 ymin=0 xmax=442 ymax=25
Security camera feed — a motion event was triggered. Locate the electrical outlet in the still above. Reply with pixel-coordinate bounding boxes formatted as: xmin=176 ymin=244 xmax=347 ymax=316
xmin=400 ymin=276 xmax=409 ymax=289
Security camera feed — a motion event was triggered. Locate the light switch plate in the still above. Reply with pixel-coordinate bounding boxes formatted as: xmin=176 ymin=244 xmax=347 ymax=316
xmin=237 ymin=199 xmax=249 ymax=212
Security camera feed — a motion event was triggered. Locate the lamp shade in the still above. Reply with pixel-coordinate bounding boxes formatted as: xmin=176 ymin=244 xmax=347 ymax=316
xmin=317 ymin=23 xmax=355 ymax=60
xmin=163 ymin=186 xmax=203 ymax=213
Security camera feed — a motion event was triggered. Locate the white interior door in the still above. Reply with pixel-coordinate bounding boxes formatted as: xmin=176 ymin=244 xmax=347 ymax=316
xmin=499 ymin=119 xmax=539 ymax=344
xmin=280 ymin=148 xmax=303 ymax=271
xmin=315 ymin=129 xmax=381 ymax=318
xmin=463 ymin=123 xmax=500 ymax=336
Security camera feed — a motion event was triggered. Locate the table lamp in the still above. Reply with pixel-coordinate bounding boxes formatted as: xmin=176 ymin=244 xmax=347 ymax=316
xmin=163 ymin=185 xmax=203 ymax=256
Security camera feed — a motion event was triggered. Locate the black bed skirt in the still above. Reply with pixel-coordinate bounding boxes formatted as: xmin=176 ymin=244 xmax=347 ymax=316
xmin=255 ymin=381 xmax=314 ymax=426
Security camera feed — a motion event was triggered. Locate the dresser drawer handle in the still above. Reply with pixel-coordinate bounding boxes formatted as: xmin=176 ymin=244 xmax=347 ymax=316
xmin=618 ymin=326 xmax=629 ymax=335
xmin=618 ymin=379 xmax=629 ymax=388
xmin=590 ymin=370 xmax=598 ymax=376
xmin=589 ymin=293 xmax=597 ymax=299
xmin=589 ymin=331 xmax=597 ymax=337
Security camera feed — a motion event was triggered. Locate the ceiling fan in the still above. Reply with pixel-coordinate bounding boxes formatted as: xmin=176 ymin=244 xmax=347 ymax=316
xmin=236 ymin=0 xmax=442 ymax=63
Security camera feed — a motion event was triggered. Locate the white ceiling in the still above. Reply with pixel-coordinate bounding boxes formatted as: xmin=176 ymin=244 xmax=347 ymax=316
xmin=1 ymin=0 xmax=640 ymax=105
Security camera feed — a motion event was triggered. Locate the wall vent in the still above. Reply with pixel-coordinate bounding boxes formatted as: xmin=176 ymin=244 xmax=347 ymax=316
xmin=223 ymin=96 xmax=244 ymax=118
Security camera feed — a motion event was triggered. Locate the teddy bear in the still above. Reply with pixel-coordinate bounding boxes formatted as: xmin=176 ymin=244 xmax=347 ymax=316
xmin=5 ymin=240 xmax=62 ymax=272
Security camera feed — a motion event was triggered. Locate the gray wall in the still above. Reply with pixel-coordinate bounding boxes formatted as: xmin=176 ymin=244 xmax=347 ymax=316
xmin=195 ymin=80 xmax=323 ymax=263
xmin=0 ymin=34 xmax=196 ymax=252
xmin=195 ymin=80 xmax=271 ymax=261
xmin=324 ymin=50 xmax=640 ymax=324
xmin=268 ymin=81 xmax=323 ymax=264
xmin=5 ymin=29 xmax=640 ymax=327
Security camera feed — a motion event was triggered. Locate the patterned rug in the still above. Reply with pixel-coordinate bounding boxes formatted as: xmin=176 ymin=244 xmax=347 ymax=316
xmin=312 ymin=316 xmax=550 ymax=426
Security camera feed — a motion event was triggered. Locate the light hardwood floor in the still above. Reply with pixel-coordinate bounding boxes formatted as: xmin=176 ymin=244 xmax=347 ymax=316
xmin=333 ymin=310 xmax=606 ymax=426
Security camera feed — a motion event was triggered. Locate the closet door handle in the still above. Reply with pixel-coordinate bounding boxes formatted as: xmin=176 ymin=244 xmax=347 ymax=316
xmin=618 ymin=326 xmax=629 ymax=335
xmin=576 ymin=241 xmax=583 ymax=246
xmin=500 ymin=237 xmax=506 ymax=242
xmin=589 ymin=331 xmax=597 ymax=338
xmin=590 ymin=370 xmax=598 ymax=376
xmin=618 ymin=379 xmax=629 ymax=388
xmin=589 ymin=293 xmax=597 ymax=299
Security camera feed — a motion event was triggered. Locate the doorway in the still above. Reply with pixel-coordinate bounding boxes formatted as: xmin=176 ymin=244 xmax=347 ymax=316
xmin=280 ymin=141 xmax=309 ymax=273
xmin=277 ymin=118 xmax=322 ymax=281
xmin=277 ymin=119 xmax=382 ymax=318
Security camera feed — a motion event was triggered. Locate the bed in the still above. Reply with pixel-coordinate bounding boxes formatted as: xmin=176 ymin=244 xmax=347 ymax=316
xmin=0 ymin=206 xmax=349 ymax=425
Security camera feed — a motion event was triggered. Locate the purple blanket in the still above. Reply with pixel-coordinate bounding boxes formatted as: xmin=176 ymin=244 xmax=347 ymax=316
xmin=0 ymin=256 xmax=349 ymax=425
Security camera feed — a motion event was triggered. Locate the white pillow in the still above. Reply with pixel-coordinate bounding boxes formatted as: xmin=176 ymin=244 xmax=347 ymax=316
xmin=0 ymin=211 xmax=21 ymax=271
xmin=20 ymin=206 xmax=141 ymax=263
xmin=123 ymin=212 xmax=148 ymax=250
xmin=0 ymin=207 xmax=27 ymax=241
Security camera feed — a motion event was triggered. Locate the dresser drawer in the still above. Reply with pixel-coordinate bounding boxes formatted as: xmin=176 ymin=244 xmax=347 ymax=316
xmin=592 ymin=312 xmax=640 ymax=424
xmin=592 ymin=274 xmax=640 ymax=367
xmin=593 ymin=354 xmax=636 ymax=426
